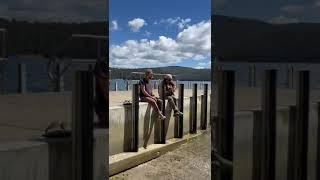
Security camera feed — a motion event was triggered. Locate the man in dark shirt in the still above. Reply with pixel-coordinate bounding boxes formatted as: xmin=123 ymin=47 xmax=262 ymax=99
xmin=139 ymin=69 xmax=166 ymax=120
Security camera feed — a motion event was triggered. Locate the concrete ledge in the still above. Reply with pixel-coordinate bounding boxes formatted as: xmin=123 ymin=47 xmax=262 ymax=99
xmin=109 ymin=130 xmax=208 ymax=176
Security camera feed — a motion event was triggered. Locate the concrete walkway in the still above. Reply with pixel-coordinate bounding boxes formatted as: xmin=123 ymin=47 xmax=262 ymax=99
xmin=110 ymin=132 xmax=211 ymax=180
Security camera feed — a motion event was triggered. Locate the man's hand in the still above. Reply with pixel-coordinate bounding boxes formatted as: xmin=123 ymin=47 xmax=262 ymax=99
xmin=151 ymin=95 xmax=157 ymax=101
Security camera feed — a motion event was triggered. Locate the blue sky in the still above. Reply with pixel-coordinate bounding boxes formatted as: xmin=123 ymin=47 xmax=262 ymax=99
xmin=109 ymin=0 xmax=211 ymax=69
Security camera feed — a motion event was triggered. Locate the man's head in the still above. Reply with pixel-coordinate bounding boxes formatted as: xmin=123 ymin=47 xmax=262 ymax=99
xmin=145 ymin=69 xmax=154 ymax=80
xmin=164 ymin=74 xmax=173 ymax=82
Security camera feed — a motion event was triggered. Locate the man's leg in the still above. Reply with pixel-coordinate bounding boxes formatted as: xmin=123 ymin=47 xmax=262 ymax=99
xmin=167 ymin=96 xmax=178 ymax=111
xmin=141 ymin=97 xmax=165 ymax=118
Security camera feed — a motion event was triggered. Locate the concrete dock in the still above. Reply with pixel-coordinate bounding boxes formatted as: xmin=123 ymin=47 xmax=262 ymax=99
xmin=110 ymin=131 xmax=210 ymax=180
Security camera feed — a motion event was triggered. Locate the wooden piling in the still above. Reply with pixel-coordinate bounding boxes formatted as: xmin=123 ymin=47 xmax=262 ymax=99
xmin=72 ymin=71 xmax=94 ymax=180
xmin=201 ymin=84 xmax=208 ymax=130
xmin=131 ymin=84 xmax=139 ymax=151
xmin=217 ymin=70 xmax=235 ymax=180
xmin=287 ymin=106 xmax=297 ymax=180
xmin=252 ymin=110 xmax=263 ymax=180
xmin=295 ymin=71 xmax=310 ymax=180
xmin=174 ymin=84 xmax=184 ymax=138
xmin=190 ymin=84 xmax=197 ymax=134
xmin=260 ymin=69 xmax=277 ymax=180
xmin=17 ymin=63 xmax=27 ymax=94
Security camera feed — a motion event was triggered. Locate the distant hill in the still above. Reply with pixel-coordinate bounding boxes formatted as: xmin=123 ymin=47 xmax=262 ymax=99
xmin=0 ymin=18 xmax=107 ymax=58
xmin=110 ymin=66 xmax=211 ymax=81
xmin=212 ymin=15 xmax=320 ymax=62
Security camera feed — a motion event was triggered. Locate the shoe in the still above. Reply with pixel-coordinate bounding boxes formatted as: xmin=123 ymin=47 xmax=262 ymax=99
xmin=174 ymin=110 xmax=183 ymax=117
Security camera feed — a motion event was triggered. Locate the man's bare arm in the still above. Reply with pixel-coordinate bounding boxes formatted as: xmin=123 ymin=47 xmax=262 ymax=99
xmin=140 ymin=85 xmax=152 ymax=98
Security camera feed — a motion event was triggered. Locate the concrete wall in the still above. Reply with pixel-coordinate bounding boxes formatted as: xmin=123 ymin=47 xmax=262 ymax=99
xmin=0 ymin=129 xmax=108 ymax=180
xmin=233 ymin=104 xmax=319 ymax=180
xmin=109 ymin=95 xmax=211 ymax=155
xmin=0 ymin=92 xmax=73 ymax=142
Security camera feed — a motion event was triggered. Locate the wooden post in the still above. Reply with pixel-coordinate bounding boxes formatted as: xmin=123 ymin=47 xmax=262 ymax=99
xmin=1 ymin=30 xmax=6 ymax=59
xmin=317 ymin=102 xmax=320 ymax=180
xmin=295 ymin=71 xmax=310 ymax=180
xmin=126 ymin=80 xmax=129 ymax=91
xmin=17 ymin=63 xmax=27 ymax=94
xmin=189 ymin=97 xmax=194 ymax=134
xmin=54 ymin=63 xmax=64 ymax=92
xmin=155 ymin=82 xmax=166 ymax=144
xmin=287 ymin=66 xmax=294 ymax=89
xmin=174 ymin=84 xmax=184 ymax=138
xmin=200 ymin=95 xmax=205 ymax=130
xmin=201 ymin=84 xmax=208 ymax=130
xmin=131 ymin=84 xmax=139 ymax=151
xmin=252 ymin=110 xmax=263 ymax=180
xmin=115 ymin=81 xmax=118 ymax=91
xmin=260 ymin=69 xmax=277 ymax=180
xmin=161 ymin=81 xmax=166 ymax=143
xmin=72 ymin=71 xmax=94 ymax=180
xmin=217 ymin=70 xmax=235 ymax=180
xmin=190 ymin=84 xmax=197 ymax=134
xmin=287 ymin=106 xmax=297 ymax=180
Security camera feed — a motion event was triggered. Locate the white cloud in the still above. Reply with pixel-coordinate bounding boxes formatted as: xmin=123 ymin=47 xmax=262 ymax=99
xmin=110 ymin=20 xmax=211 ymax=68
xmin=144 ymin=31 xmax=152 ymax=37
xmin=195 ymin=61 xmax=211 ymax=69
xmin=158 ymin=17 xmax=192 ymax=29
xmin=111 ymin=20 xmax=119 ymax=31
xmin=128 ymin=18 xmax=147 ymax=32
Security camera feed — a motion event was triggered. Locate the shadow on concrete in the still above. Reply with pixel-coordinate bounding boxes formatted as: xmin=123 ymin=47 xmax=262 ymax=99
xmin=143 ymin=104 xmax=156 ymax=148
xmin=164 ymin=104 xmax=174 ymax=137
xmin=123 ymin=104 xmax=133 ymax=152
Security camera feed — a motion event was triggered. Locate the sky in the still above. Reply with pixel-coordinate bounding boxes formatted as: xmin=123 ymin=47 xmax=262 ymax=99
xmin=213 ymin=0 xmax=320 ymax=24
xmin=109 ymin=0 xmax=211 ymax=69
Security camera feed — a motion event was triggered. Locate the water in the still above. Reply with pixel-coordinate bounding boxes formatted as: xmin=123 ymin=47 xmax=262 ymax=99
xmin=0 ymin=56 xmax=95 ymax=93
xmin=2 ymin=58 xmax=320 ymax=93
xmin=109 ymin=79 xmax=212 ymax=91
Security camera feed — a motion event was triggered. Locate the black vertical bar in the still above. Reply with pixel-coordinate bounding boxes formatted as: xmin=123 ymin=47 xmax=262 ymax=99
xmin=126 ymin=80 xmax=129 ymax=91
xmin=317 ymin=102 xmax=320 ymax=180
xmin=252 ymin=110 xmax=263 ymax=180
xmin=261 ymin=69 xmax=277 ymax=180
xmin=200 ymin=95 xmax=205 ymax=130
xmin=72 ymin=71 xmax=94 ymax=180
xmin=287 ymin=106 xmax=297 ymax=180
xmin=295 ymin=71 xmax=309 ymax=180
xmin=190 ymin=84 xmax=197 ymax=134
xmin=290 ymin=66 xmax=294 ymax=89
xmin=174 ymin=84 xmax=184 ymax=138
xmin=55 ymin=63 xmax=64 ymax=92
xmin=161 ymin=81 xmax=166 ymax=143
xmin=217 ymin=70 xmax=235 ymax=180
xmin=17 ymin=63 xmax=27 ymax=94
xmin=249 ymin=64 xmax=253 ymax=87
xmin=2 ymin=30 xmax=6 ymax=58
xmin=132 ymin=84 xmax=139 ymax=151
xmin=189 ymin=97 xmax=194 ymax=134
xmin=252 ymin=64 xmax=256 ymax=87
xmin=203 ymin=84 xmax=208 ymax=129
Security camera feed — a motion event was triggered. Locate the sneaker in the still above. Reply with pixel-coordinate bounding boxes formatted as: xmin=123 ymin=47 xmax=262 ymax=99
xmin=174 ymin=110 xmax=183 ymax=117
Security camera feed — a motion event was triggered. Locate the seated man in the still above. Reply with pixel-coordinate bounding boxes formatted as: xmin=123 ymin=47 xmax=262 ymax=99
xmin=139 ymin=69 xmax=166 ymax=120
xmin=159 ymin=74 xmax=183 ymax=117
